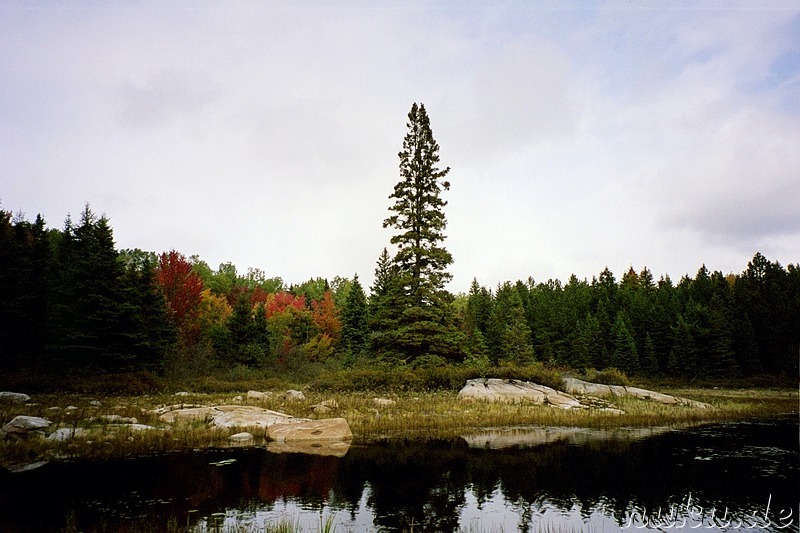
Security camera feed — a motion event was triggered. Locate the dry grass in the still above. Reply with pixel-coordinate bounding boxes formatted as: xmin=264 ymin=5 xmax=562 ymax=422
xmin=1 ymin=386 xmax=796 ymax=466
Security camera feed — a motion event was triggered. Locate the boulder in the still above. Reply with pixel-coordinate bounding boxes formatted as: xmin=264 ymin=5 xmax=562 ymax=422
xmin=312 ymin=404 xmax=332 ymax=414
xmin=372 ymin=398 xmax=396 ymax=407
xmin=247 ymin=390 xmax=272 ymax=401
xmin=458 ymin=378 xmax=583 ymax=409
xmin=0 ymin=392 xmax=31 ymax=403
xmin=101 ymin=414 xmax=138 ymax=424
xmin=266 ymin=440 xmax=351 ymax=457
xmin=2 ymin=415 xmax=51 ymax=436
xmin=210 ymin=406 xmax=297 ymax=429
xmin=122 ymin=424 xmax=161 ymax=432
xmin=47 ymin=427 xmax=86 ymax=442
xmin=563 ymin=378 xmax=713 ymax=409
xmin=158 ymin=406 xmax=219 ymax=424
xmin=284 ymin=390 xmax=306 ymax=402
xmin=267 ymin=418 xmax=352 ymax=443
xmin=151 ymin=403 xmax=204 ymax=416
xmin=229 ymin=432 xmax=254 ymax=443
xmin=174 ymin=391 xmax=191 ymax=397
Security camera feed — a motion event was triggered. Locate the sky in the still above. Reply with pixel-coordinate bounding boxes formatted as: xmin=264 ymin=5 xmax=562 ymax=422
xmin=2 ymin=1 xmax=799 ymax=293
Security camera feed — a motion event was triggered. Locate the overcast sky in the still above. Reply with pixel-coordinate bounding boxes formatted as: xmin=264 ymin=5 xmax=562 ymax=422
xmin=2 ymin=1 xmax=799 ymax=293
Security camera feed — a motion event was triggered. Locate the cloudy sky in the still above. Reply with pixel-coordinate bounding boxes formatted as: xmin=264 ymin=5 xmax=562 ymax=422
xmin=2 ymin=1 xmax=799 ymax=293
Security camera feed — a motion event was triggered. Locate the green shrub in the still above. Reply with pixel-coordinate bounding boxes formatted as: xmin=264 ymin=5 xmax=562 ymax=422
xmin=584 ymin=367 xmax=631 ymax=387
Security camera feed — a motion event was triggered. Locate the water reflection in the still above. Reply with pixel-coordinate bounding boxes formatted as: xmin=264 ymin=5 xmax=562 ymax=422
xmin=0 ymin=417 xmax=796 ymax=532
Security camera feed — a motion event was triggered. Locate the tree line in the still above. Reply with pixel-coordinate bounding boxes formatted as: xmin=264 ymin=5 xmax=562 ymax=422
xmin=1 ymin=205 xmax=797 ymax=380
xmin=2 ymin=103 xmax=797 ymax=381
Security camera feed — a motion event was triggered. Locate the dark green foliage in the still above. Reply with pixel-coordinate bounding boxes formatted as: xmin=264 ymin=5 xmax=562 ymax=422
xmin=486 ymin=281 xmax=534 ymax=365
xmin=309 ymin=362 xmax=564 ymax=393
xmin=340 ymin=274 xmax=369 ymax=357
xmin=0 ymin=211 xmax=51 ymax=371
xmin=1 ymin=205 xmax=176 ymax=378
xmin=609 ymin=311 xmax=639 ymax=374
xmin=373 ymin=103 xmax=467 ymax=364
xmin=383 ymin=102 xmax=453 ymax=306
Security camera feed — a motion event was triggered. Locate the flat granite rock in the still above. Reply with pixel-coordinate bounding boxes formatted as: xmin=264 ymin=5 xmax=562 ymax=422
xmin=2 ymin=415 xmax=51 ymax=435
xmin=160 ymin=405 xmax=301 ymax=429
xmin=267 ymin=418 xmax=352 ymax=443
xmin=563 ymin=378 xmax=713 ymax=409
xmin=0 ymin=392 xmax=31 ymax=403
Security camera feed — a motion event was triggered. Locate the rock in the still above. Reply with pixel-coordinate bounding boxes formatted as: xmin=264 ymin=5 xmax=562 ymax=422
xmin=310 ymin=399 xmax=340 ymax=412
xmin=229 ymin=432 xmax=254 ymax=443
xmin=247 ymin=390 xmax=272 ymax=401
xmin=159 ymin=405 xmax=300 ymax=430
xmin=210 ymin=406 xmax=298 ymax=429
xmin=2 ymin=415 xmax=51 ymax=436
xmin=124 ymin=424 xmax=161 ymax=431
xmin=458 ymin=379 xmax=554 ymax=404
xmin=0 ymin=392 xmax=31 ymax=403
xmin=563 ymin=378 xmax=714 ymax=409
xmin=89 ymin=400 xmax=101 ymax=407
xmin=159 ymin=406 xmax=219 ymax=424
xmin=543 ymin=389 xmax=586 ymax=410
xmin=233 ymin=395 xmax=244 ymax=402
xmin=267 ymin=418 xmax=352 ymax=443
xmin=151 ymin=403 xmax=205 ymax=416
xmin=174 ymin=391 xmax=191 ymax=397
xmin=47 ymin=427 xmax=86 ymax=442
xmin=7 ymin=461 xmax=49 ymax=473
xmin=372 ymin=398 xmax=396 ymax=407
xmin=598 ymin=407 xmax=626 ymax=415
xmin=101 ymin=415 xmax=138 ymax=424
xmin=266 ymin=440 xmax=351 ymax=457
xmin=284 ymin=390 xmax=306 ymax=402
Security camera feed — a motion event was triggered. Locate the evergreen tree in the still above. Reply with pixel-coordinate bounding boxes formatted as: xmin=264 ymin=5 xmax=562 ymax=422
xmin=463 ymin=279 xmax=492 ymax=362
xmin=383 ymin=102 xmax=453 ymax=305
xmin=118 ymin=253 xmax=176 ymax=373
xmin=609 ymin=311 xmax=639 ymax=374
xmin=340 ymin=274 xmax=369 ymax=357
xmin=0 ymin=210 xmax=51 ymax=372
xmin=486 ymin=282 xmax=534 ymax=365
xmin=373 ymin=103 xmax=466 ymax=363
xmin=370 ymin=248 xmax=394 ymax=306
xmin=668 ymin=315 xmax=697 ymax=377
xmin=48 ymin=206 xmax=131 ymax=371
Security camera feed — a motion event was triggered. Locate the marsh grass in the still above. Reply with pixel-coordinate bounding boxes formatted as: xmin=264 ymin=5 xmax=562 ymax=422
xmin=1 ymin=385 xmax=797 ymax=466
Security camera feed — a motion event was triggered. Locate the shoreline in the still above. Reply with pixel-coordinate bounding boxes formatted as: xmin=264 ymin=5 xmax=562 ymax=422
xmin=1 ymin=386 xmax=797 ymax=469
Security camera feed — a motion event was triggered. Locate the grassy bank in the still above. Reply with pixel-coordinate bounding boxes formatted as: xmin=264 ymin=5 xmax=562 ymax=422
xmin=2 ymin=368 xmax=797 ymax=468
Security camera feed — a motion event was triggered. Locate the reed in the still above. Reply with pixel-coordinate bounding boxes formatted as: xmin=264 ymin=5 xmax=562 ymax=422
xmin=2 ymin=386 xmax=796 ymax=466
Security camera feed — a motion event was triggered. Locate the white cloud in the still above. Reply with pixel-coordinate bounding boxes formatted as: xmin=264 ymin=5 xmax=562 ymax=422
xmin=1 ymin=1 xmax=798 ymax=292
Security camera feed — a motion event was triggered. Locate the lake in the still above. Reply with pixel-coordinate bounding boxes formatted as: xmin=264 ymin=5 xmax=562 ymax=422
xmin=0 ymin=416 xmax=796 ymax=532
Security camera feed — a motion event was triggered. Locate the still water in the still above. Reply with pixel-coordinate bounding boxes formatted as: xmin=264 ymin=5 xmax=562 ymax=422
xmin=0 ymin=416 xmax=797 ymax=532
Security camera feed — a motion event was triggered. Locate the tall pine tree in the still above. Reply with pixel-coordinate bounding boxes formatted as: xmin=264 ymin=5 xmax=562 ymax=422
xmin=383 ymin=102 xmax=453 ymax=305
xmin=374 ymin=103 xmax=466 ymax=363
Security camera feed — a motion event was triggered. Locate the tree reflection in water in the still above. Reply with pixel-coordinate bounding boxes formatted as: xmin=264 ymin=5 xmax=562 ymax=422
xmin=0 ymin=417 xmax=796 ymax=532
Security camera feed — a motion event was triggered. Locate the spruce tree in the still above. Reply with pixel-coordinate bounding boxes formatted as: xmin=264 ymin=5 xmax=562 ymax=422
xmin=383 ymin=102 xmax=453 ymax=305
xmin=373 ymin=103 xmax=466 ymax=363
xmin=340 ymin=274 xmax=369 ymax=357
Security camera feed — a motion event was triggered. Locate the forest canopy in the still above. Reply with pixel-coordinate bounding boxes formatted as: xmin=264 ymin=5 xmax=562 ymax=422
xmin=1 ymin=205 xmax=797 ymax=382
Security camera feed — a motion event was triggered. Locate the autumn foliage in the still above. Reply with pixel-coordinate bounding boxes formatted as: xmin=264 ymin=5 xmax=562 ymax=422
xmin=155 ymin=251 xmax=204 ymax=343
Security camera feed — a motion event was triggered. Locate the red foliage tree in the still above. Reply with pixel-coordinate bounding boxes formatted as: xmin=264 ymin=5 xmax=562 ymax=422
xmin=265 ymin=291 xmax=306 ymax=318
xmin=155 ymin=250 xmax=204 ymax=343
xmin=311 ymin=290 xmax=342 ymax=343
